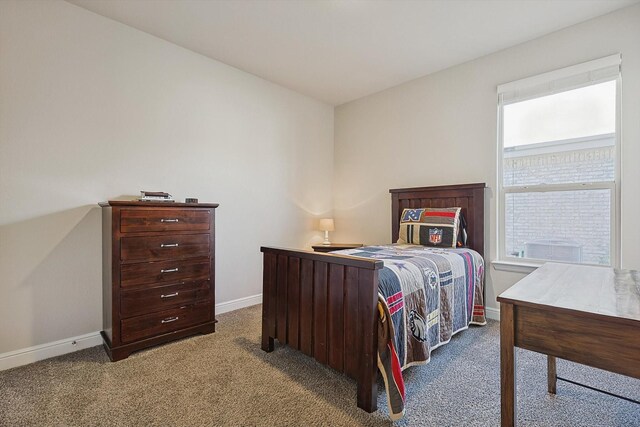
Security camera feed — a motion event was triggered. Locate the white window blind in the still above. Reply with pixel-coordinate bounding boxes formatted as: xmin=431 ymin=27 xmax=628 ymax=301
xmin=498 ymin=54 xmax=621 ymax=104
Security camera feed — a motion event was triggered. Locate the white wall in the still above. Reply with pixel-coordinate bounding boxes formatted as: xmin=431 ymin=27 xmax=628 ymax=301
xmin=2 ymin=0 xmax=638 ymax=359
xmin=0 ymin=0 xmax=334 ymax=354
xmin=333 ymin=4 xmax=640 ymax=311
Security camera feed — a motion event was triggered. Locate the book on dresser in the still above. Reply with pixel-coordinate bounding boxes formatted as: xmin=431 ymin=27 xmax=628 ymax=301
xmin=138 ymin=190 xmax=175 ymax=202
xmin=99 ymin=200 xmax=219 ymax=361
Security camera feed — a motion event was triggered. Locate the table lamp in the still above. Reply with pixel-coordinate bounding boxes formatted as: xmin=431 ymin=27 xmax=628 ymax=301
xmin=319 ymin=218 xmax=335 ymax=245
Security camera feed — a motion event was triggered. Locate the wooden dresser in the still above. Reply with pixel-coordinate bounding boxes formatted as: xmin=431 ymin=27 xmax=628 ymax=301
xmin=100 ymin=201 xmax=219 ymax=361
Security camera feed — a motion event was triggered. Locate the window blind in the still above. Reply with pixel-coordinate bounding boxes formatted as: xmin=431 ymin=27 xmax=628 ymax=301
xmin=498 ymin=54 xmax=621 ymax=104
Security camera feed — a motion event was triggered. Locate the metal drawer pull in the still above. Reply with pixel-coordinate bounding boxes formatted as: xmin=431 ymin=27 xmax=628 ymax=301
xmin=161 ymin=317 xmax=179 ymax=324
xmin=160 ymin=218 xmax=179 ymax=223
xmin=160 ymin=243 xmax=179 ymax=248
xmin=160 ymin=292 xmax=179 ymax=299
xmin=160 ymin=268 xmax=179 ymax=273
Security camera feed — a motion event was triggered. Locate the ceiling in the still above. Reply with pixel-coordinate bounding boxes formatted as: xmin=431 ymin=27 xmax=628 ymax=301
xmin=67 ymin=0 xmax=638 ymax=106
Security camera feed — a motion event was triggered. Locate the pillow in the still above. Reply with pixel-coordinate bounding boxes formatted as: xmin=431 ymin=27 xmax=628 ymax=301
xmin=397 ymin=207 xmax=466 ymax=248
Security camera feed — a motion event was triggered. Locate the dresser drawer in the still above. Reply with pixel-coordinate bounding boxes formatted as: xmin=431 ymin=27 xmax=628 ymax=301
xmin=120 ymin=258 xmax=210 ymax=288
xmin=120 ymin=209 xmax=210 ymax=233
xmin=121 ymin=234 xmax=210 ymax=263
xmin=120 ymin=279 xmax=211 ymax=318
xmin=120 ymin=302 xmax=212 ymax=344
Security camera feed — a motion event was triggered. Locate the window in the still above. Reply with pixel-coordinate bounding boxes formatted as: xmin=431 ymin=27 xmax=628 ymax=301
xmin=497 ymin=55 xmax=620 ymax=267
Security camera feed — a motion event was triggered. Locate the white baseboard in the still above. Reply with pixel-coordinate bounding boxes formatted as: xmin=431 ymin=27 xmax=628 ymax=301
xmin=0 ymin=293 xmax=264 ymax=372
xmin=0 ymin=332 xmax=103 ymax=372
xmin=485 ymin=306 xmax=501 ymax=321
xmin=216 ymin=293 xmax=262 ymax=314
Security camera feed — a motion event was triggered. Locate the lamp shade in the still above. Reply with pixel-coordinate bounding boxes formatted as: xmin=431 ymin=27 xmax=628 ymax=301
xmin=319 ymin=218 xmax=335 ymax=232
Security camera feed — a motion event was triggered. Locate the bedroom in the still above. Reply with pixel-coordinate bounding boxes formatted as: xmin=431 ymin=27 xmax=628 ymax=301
xmin=0 ymin=0 xmax=638 ymax=425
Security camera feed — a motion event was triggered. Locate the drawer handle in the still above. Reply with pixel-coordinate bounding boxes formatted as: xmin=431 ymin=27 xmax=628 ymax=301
xmin=160 ymin=268 xmax=179 ymax=273
xmin=160 ymin=243 xmax=179 ymax=248
xmin=161 ymin=316 xmax=179 ymax=324
xmin=161 ymin=292 xmax=179 ymax=299
xmin=160 ymin=218 xmax=179 ymax=223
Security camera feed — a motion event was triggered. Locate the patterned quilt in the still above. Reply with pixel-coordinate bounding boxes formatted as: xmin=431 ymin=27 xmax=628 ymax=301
xmin=336 ymin=244 xmax=486 ymax=419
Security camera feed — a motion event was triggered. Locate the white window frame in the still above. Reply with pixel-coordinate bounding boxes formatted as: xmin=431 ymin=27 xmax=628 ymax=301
xmin=495 ymin=55 xmax=621 ymax=272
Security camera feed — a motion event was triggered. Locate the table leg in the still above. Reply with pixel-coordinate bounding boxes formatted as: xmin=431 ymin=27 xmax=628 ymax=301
xmin=501 ymin=303 xmax=516 ymax=427
xmin=547 ymin=355 xmax=557 ymax=394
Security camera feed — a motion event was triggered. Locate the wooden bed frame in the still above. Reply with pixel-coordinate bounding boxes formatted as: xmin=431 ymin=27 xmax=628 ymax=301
xmin=260 ymin=183 xmax=485 ymax=413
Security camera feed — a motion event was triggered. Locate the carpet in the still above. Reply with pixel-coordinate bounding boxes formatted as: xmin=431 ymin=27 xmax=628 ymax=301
xmin=0 ymin=304 xmax=638 ymax=426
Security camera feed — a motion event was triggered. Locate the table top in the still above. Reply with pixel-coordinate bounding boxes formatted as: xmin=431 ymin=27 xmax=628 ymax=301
xmin=311 ymin=243 xmax=364 ymax=251
xmin=100 ymin=201 xmax=219 ymax=208
xmin=497 ymin=262 xmax=640 ymax=323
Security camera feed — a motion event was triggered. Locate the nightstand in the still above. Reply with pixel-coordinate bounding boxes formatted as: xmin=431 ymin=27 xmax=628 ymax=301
xmin=312 ymin=243 xmax=364 ymax=253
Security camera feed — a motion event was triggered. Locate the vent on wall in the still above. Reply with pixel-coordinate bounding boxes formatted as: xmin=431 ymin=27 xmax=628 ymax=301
xmin=524 ymin=239 xmax=582 ymax=263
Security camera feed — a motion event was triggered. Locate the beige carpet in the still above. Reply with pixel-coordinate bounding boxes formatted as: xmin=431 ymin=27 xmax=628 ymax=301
xmin=1 ymin=304 xmax=638 ymax=426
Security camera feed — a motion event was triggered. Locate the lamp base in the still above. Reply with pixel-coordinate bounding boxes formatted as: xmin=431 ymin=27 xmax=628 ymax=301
xmin=322 ymin=231 xmax=331 ymax=245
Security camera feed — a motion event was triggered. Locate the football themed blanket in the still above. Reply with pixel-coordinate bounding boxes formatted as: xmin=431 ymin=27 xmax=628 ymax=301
xmin=337 ymin=244 xmax=486 ymax=419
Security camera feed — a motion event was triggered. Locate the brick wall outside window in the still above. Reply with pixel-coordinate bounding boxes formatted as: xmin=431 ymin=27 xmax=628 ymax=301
xmin=503 ymin=137 xmax=615 ymax=265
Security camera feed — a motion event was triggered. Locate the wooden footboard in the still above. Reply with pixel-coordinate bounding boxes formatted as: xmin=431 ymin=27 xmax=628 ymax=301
xmin=260 ymin=247 xmax=383 ymax=412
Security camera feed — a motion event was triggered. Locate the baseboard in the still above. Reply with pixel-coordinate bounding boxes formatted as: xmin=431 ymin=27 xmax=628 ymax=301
xmin=0 ymin=332 xmax=103 ymax=372
xmin=485 ymin=306 xmax=500 ymax=321
xmin=0 ymin=293 xmax=262 ymax=372
xmin=216 ymin=293 xmax=262 ymax=314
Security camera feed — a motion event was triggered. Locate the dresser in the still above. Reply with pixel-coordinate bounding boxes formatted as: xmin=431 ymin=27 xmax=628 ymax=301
xmin=100 ymin=201 xmax=219 ymax=361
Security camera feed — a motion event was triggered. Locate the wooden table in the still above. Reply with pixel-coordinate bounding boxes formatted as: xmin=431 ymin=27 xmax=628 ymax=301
xmin=497 ymin=263 xmax=640 ymax=427
xmin=311 ymin=243 xmax=363 ymax=253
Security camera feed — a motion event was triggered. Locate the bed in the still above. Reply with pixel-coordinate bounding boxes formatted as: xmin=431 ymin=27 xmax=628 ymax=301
xmin=260 ymin=183 xmax=486 ymax=416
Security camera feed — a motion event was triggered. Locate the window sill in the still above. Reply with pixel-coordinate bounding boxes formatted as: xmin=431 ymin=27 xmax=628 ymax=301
xmin=491 ymin=260 xmax=541 ymax=274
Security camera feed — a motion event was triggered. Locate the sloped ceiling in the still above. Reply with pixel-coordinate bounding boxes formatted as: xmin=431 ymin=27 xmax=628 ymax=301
xmin=67 ymin=0 xmax=638 ymax=105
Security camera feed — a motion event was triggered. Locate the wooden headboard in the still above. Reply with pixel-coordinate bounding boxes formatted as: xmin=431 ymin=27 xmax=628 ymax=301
xmin=389 ymin=183 xmax=486 ymax=259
